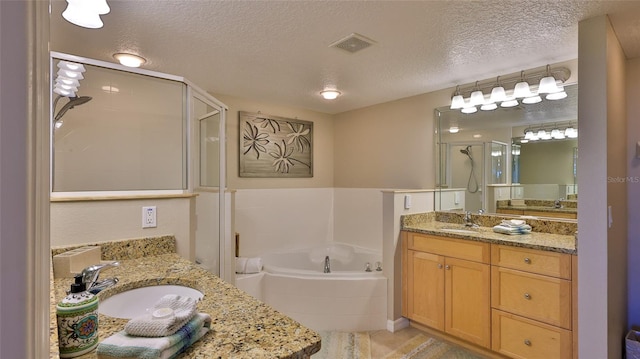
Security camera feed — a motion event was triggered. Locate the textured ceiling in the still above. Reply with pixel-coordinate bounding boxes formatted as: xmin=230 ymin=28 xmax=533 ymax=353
xmin=50 ymin=0 xmax=640 ymax=115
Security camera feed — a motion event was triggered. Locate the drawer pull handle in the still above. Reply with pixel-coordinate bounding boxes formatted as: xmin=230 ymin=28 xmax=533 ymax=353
xmin=438 ymin=264 xmax=443 ymax=269
xmin=524 ymin=257 xmax=531 ymax=264
xmin=524 ymin=339 xmax=532 ymax=346
xmin=524 ymin=293 xmax=532 ymax=300
xmin=445 ymin=265 xmax=450 ymax=270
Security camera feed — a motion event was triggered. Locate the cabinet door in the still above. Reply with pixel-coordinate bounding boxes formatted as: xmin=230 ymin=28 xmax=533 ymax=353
xmin=407 ymin=250 xmax=445 ymax=330
xmin=445 ymin=257 xmax=491 ymax=348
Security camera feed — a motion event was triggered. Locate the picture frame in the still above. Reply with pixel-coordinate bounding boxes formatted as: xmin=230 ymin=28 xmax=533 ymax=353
xmin=239 ymin=111 xmax=313 ymax=178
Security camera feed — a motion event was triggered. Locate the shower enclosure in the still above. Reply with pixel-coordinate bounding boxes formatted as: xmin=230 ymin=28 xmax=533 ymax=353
xmin=50 ymin=52 xmax=232 ymax=280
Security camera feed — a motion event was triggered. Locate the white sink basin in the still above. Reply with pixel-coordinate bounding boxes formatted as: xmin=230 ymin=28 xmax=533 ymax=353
xmin=99 ymin=285 xmax=203 ymax=319
xmin=440 ymin=228 xmax=479 ymax=235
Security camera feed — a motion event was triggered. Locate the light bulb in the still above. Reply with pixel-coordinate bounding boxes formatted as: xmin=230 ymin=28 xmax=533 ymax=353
xmin=500 ymin=99 xmax=519 ymax=108
xmin=546 ymin=91 xmax=567 ymax=100
xmin=469 ymin=90 xmax=485 ymax=106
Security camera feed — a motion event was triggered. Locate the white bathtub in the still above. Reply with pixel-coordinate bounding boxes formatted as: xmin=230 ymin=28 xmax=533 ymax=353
xmin=235 ymin=242 xmax=387 ymax=332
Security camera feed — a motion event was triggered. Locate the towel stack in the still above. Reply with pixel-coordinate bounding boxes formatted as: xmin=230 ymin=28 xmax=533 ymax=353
xmin=96 ymin=294 xmax=210 ymax=359
xmin=235 ymin=257 xmax=262 ymax=274
xmin=492 ymin=219 xmax=532 ymax=235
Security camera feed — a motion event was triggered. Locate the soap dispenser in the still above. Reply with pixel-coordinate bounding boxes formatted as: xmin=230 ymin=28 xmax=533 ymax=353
xmin=56 ymin=274 xmax=99 ymax=358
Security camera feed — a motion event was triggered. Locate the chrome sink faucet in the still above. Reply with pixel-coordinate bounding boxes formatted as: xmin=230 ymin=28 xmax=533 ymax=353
xmin=324 ymin=256 xmax=331 ymax=273
xmin=80 ymin=261 xmax=120 ymax=293
xmin=463 ymin=211 xmax=474 ymax=227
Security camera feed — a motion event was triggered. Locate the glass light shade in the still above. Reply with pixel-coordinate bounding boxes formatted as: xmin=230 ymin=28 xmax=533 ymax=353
xmin=524 ymin=130 xmax=534 ymax=139
xmin=320 ymin=90 xmax=340 ymax=100
xmin=500 ymin=99 xmax=519 ymax=108
xmin=546 ymin=91 xmax=567 ymax=100
xmin=56 ymin=83 xmax=78 ymax=92
xmin=450 ymin=94 xmax=465 ymax=109
xmin=513 ymin=81 xmax=532 ymax=98
xmin=461 ymin=106 xmax=477 ymax=114
xmin=469 ymin=90 xmax=485 ymax=106
xmin=114 ymin=53 xmax=147 ymax=68
xmin=57 ymin=68 xmax=84 ymax=80
xmin=551 ymin=129 xmax=561 ymax=138
xmin=489 ymin=86 xmax=507 ymax=103
xmin=480 ymin=103 xmax=497 ymax=111
xmin=520 ymin=139 xmax=529 ymax=143
xmin=57 ymin=61 xmax=85 ymax=73
xmin=449 ymin=126 xmax=459 ymax=133
xmin=53 ymin=87 xmax=76 ymax=97
xmin=538 ymin=76 xmax=559 ymax=94
xmin=56 ymin=77 xmax=80 ymax=87
xmin=566 ymin=127 xmax=578 ymax=138
xmin=522 ymin=95 xmax=542 ymax=104
xmin=62 ymin=2 xmax=104 ymax=29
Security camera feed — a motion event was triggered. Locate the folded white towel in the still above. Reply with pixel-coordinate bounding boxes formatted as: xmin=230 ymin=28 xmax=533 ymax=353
xmin=235 ymin=257 xmax=262 ymax=274
xmin=96 ymin=313 xmax=211 ymax=359
xmin=493 ymin=223 xmax=532 ymax=235
xmin=124 ymin=294 xmax=197 ymax=337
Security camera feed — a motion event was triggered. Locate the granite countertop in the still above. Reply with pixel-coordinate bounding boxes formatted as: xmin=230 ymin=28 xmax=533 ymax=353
xmin=401 ymin=214 xmax=576 ymax=255
xmin=496 ymin=204 xmax=578 ymax=214
xmin=51 ymin=253 xmax=321 ymax=359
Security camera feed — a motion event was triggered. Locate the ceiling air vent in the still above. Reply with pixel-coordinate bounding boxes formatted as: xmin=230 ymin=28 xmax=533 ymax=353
xmin=329 ymin=33 xmax=376 ymax=54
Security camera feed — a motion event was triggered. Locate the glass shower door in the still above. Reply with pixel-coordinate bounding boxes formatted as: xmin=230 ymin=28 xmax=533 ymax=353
xmin=193 ymin=94 xmax=226 ymax=278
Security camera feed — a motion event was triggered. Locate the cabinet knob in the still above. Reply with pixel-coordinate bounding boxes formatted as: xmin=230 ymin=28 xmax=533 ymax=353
xmin=524 ymin=339 xmax=532 ymax=346
xmin=445 ymin=265 xmax=450 ymax=270
xmin=524 ymin=257 xmax=531 ymax=264
xmin=438 ymin=264 xmax=443 ymax=269
xmin=524 ymin=293 xmax=532 ymax=300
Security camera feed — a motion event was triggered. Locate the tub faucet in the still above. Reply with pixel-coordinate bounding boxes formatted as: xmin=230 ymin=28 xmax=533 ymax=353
xmin=323 ymin=256 xmax=331 ymax=273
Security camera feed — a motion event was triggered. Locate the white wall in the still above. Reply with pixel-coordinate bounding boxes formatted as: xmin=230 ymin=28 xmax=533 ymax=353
xmin=333 ymin=188 xmax=383 ymax=252
xmin=578 ymin=15 xmax=628 ymax=358
xmin=234 ymin=188 xmax=334 ymax=257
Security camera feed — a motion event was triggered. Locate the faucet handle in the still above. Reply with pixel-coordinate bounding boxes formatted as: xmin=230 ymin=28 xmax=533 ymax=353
xmin=81 ymin=261 xmax=119 ymax=288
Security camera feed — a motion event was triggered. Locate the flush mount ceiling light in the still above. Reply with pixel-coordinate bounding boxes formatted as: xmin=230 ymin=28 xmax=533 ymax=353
xmin=320 ymin=90 xmax=341 ymax=100
xmin=449 ymin=126 xmax=459 ymax=133
xmin=62 ymin=0 xmax=110 ymax=29
xmin=449 ymin=65 xmax=571 ymax=114
xmin=114 ymin=53 xmax=146 ymax=68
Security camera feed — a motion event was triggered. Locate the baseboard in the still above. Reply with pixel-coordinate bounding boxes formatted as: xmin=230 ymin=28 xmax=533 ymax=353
xmin=387 ymin=317 xmax=409 ymax=332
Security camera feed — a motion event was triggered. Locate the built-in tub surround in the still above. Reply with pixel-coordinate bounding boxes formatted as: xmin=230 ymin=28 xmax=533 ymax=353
xmin=236 ymin=242 xmax=387 ymax=332
xmin=50 ymin=238 xmax=321 ymax=359
xmin=401 ymin=212 xmax=577 ymax=254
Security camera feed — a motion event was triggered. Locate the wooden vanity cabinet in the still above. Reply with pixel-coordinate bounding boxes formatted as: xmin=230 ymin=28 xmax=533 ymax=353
xmin=403 ymin=233 xmax=491 ymax=348
xmin=490 ymin=244 xmax=577 ymax=359
xmin=402 ymin=232 xmax=578 ymax=359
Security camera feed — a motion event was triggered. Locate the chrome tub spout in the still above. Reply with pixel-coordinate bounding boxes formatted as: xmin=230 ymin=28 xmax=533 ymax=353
xmin=324 ymin=256 xmax=331 ymax=273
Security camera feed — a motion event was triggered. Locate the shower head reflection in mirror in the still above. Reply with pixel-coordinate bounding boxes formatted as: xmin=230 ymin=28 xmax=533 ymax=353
xmin=53 ymin=95 xmax=92 ymax=128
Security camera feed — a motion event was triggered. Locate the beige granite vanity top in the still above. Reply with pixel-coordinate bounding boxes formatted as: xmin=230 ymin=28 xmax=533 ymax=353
xmin=50 ymin=247 xmax=320 ymax=358
xmin=496 ymin=199 xmax=578 ymax=214
xmin=401 ymin=212 xmax=577 ymax=254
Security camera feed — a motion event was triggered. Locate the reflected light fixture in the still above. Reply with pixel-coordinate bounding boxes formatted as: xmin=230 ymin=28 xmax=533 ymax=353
xmin=320 ymin=89 xmax=341 ymax=100
xmin=481 ymin=103 xmax=497 ymax=111
xmin=62 ymin=0 xmax=110 ymax=29
xmin=546 ymin=90 xmax=567 ymax=100
xmin=114 ymin=53 xmax=146 ymax=68
xmin=461 ymin=105 xmax=477 ymax=114
xmin=522 ymin=95 xmax=542 ymax=104
xmin=500 ymin=98 xmax=519 ymax=108
xmin=449 ymin=126 xmax=459 ymax=133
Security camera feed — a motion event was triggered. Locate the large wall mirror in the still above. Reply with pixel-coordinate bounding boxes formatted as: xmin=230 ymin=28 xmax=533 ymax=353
xmin=51 ymin=53 xmax=188 ymax=193
xmin=435 ymin=83 xmax=578 ymax=217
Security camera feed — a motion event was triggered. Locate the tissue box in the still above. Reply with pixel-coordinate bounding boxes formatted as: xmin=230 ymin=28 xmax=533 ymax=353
xmin=53 ymin=246 xmax=101 ymax=278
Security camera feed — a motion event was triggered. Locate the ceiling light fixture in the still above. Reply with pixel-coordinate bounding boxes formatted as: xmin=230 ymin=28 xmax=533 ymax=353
xmin=449 ymin=65 xmax=570 ymax=114
xmin=449 ymin=126 xmax=459 ymax=133
xmin=62 ymin=0 xmax=110 ymax=29
xmin=53 ymin=60 xmax=86 ymax=98
xmin=320 ymin=89 xmax=341 ymax=100
xmin=522 ymin=121 xmax=577 ymax=142
xmin=114 ymin=53 xmax=146 ymax=68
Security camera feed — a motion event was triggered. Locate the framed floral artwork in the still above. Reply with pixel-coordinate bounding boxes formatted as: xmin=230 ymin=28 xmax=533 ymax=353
xmin=239 ymin=111 xmax=313 ymax=177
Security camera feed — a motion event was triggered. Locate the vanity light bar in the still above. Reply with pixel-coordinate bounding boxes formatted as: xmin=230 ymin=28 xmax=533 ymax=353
xmin=520 ymin=121 xmax=577 ymax=142
xmin=450 ymin=65 xmax=571 ymax=113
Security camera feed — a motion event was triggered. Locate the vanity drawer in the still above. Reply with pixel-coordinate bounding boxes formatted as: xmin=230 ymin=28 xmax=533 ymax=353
xmin=408 ymin=233 xmax=490 ymax=264
xmin=492 ymin=266 xmax=572 ymax=329
xmin=492 ymin=310 xmax=572 ymax=359
xmin=491 ymin=244 xmax=572 ymax=279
